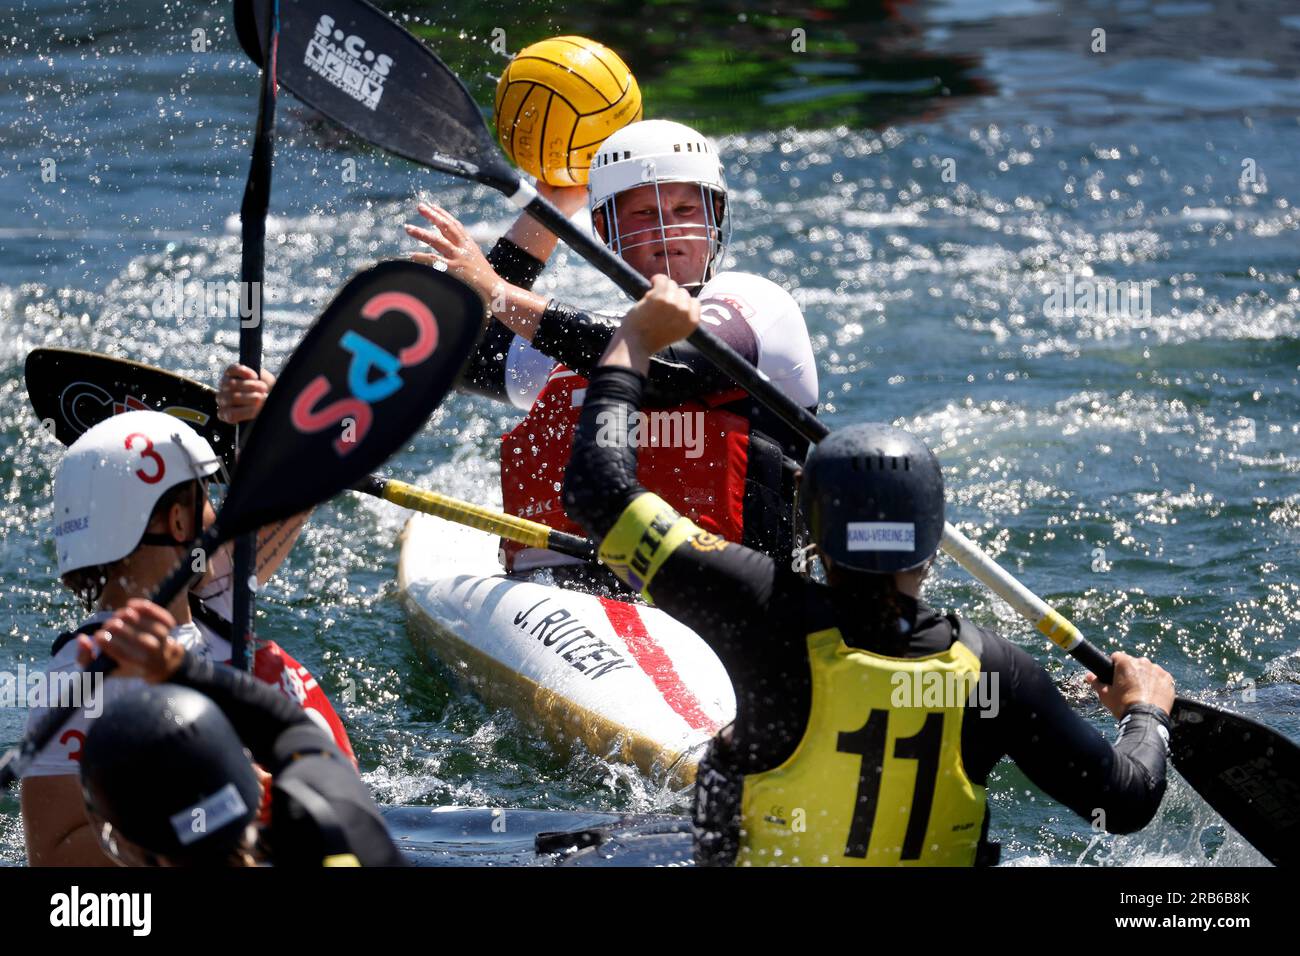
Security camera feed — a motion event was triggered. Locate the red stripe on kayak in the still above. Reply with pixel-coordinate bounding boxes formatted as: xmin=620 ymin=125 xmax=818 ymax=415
xmin=598 ymin=597 xmax=719 ymax=734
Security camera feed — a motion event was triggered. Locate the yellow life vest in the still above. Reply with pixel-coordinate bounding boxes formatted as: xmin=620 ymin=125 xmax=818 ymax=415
xmin=735 ymin=627 xmax=987 ymax=866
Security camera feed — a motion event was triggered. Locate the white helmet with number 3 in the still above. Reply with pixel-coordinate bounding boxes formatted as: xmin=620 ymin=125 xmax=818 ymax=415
xmin=52 ymin=410 xmax=222 ymax=576
xmin=588 ymin=119 xmax=730 ymax=288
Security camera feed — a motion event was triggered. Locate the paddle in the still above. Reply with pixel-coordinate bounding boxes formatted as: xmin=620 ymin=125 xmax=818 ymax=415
xmin=25 ymin=348 xmax=239 ymax=474
xmin=27 ymin=356 xmax=1298 ymax=864
xmin=352 ymin=475 xmax=596 ymax=561
xmin=1 ymin=261 xmax=483 ymax=789
xmin=24 ymin=349 xmax=596 ymax=562
xmin=232 ymin=0 xmax=823 ymax=445
xmin=231 ymin=0 xmax=282 ymax=670
xmin=231 ymin=0 xmax=1299 ymax=862
xmin=942 ymin=525 xmax=1300 ymax=865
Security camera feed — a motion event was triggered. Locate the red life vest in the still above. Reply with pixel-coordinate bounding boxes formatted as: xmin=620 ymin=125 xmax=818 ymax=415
xmin=251 ymin=640 xmax=357 ymax=767
xmin=500 ymin=365 xmax=750 ymax=570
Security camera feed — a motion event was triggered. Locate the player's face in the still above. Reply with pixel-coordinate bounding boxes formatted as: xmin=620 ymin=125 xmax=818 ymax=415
xmin=181 ymin=481 xmax=218 ymax=535
xmin=609 ymin=182 xmax=714 ymax=286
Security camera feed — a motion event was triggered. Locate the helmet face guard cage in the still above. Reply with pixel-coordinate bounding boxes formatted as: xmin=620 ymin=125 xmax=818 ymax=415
xmin=588 ymin=120 xmax=732 ymax=292
xmin=594 ymin=180 xmax=730 ymax=291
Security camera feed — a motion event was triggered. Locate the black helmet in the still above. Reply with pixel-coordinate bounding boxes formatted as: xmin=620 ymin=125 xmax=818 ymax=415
xmin=80 ymin=684 xmax=261 ymax=865
xmin=799 ymin=423 xmax=945 ymax=574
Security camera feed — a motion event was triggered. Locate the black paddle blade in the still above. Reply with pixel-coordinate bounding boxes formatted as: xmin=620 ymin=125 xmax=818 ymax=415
xmin=216 ymin=260 xmax=482 ymax=541
xmin=23 ymin=348 xmax=239 ymax=474
xmin=1171 ymin=697 xmax=1300 ymax=865
xmin=233 ymin=0 xmax=266 ymax=67
xmin=237 ymin=0 xmax=518 ymax=192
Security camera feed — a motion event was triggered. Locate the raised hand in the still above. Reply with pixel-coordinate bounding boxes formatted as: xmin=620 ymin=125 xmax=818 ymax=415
xmin=75 ymin=598 xmax=186 ymax=683
xmin=217 ymin=363 xmax=276 ymax=425
xmin=621 ymin=274 xmax=701 ymax=353
xmin=597 ymin=275 xmax=700 ymax=375
xmin=406 ymin=202 xmax=502 ymax=301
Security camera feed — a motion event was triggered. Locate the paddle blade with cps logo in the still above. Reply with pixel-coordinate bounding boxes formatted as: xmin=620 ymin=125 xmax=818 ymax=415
xmin=219 ymin=260 xmax=483 ymax=540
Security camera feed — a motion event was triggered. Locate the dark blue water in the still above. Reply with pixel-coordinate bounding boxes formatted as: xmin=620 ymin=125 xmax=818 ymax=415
xmin=1 ymin=0 xmax=1297 ymax=864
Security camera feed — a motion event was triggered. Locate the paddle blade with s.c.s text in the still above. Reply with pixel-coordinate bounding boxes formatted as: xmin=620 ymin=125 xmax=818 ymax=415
xmin=236 ymin=0 xmax=515 ymax=189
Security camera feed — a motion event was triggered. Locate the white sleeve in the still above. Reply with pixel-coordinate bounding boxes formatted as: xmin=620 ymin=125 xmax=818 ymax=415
xmin=699 ymin=271 xmax=819 ymax=408
xmin=19 ymin=646 xmax=149 ymax=779
xmin=20 ymin=620 xmax=218 ymax=779
xmin=504 ymin=336 xmax=558 ymax=410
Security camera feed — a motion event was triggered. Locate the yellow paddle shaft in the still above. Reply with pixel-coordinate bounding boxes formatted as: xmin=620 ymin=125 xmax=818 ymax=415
xmin=354 ymin=475 xmax=597 ymax=561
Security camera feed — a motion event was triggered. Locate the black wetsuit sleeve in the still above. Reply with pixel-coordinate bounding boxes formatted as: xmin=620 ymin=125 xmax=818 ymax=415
xmin=170 ymin=653 xmax=405 ymax=866
xmin=486 ymin=236 xmax=547 ymax=290
xmin=964 ymin=633 xmax=1171 ymax=834
xmin=458 ymin=318 xmax=518 ymax=402
xmin=558 ymin=365 xmax=643 ymax=534
xmin=459 ymin=238 xmax=549 ymax=402
xmin=533 ymin=301 xmax=759 ymax=406
xmin=562 ymin=366 xmax=779 ymax=676
xmin=170 ymin=651 xmax=315 ymax=768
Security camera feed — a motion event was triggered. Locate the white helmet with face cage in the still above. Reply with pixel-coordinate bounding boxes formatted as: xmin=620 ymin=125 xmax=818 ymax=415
xmin=587 ymin=119 xmax=730 ymax=289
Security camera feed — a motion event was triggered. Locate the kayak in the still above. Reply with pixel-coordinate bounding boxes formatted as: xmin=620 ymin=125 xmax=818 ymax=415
xmin=381 ymin=805 xmax=695 ymax=867
xmin=397 ymin=511 xmax=736 ymax=784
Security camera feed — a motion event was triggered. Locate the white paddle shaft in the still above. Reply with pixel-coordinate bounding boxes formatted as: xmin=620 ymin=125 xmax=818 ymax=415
xmin=941 ymin=523 xmax=1083 ymax=653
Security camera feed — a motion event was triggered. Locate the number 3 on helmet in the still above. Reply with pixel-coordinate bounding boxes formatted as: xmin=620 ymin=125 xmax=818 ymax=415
xmin=52 ymin=409 xmax=223 ymax=577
